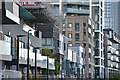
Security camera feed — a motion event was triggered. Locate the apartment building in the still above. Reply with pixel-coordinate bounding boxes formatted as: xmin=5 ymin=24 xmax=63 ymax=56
xmin=50 ymin=0 xmax=95 ymax=78
xmin=20 ymin=1 xmax=66 ymax=78
xmin=67 ymin=48 xmax=78 ymax=78
xmin=104 ymin=29 xmax=120 ymax=78
xmin=68 ymin=46 xmax=85 ymax=78
xmin=0 ymin=1 xmax=56 ymax=79
xmin=64 ymin=16 xmax=95 ymax=78
xmin=104 ymin=1 xmax=120 ymax=71
xmin=67 ymin=46 xmax=85 ymax=78
xmin=0 ymin=0 xmax=2 ymax=31
xmin=58 ymin=34 xmax=68 ymax=78
xmin=90 ymin=0 xmax=105 ymax=78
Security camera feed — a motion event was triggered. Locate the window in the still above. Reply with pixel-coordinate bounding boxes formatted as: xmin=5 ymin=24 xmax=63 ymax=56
xmin=62 ymin=31 xmax=65 ymax=35
xmin=75 ymin=43 xmax=80 ymax=47
xmin=95 ymin=40 xmax=99 ymax=48
xmin=101 ymin=59 xmax=103 ymax=66
xmin=95 ymin=49 xmax=99 ymax=56
xmin=95 ymin=58 xmax=100 ymax=65
xmin=75 ymin=33 xmax=79 ymax=41
xmin=84 ymin=43 xmax=86 ymax=48
xmin=94 ymin=15 xmax=98 ymax=22
xmin=95 ymin=32 xmax=99 ymax=39
xmin=82 ymin=53 xmax=84 ymax=58
xmin=101 ymin=43 xmax=102 ymax=49
xmin=101 ymin=18 xmax=102 ymax=24
xmin=94 ymin=7 xmax=99 ymax=14
xmin=68 ymin=23 xmax=72 ymax=28
xmin=68 ymin=43 xmax=72 ymax=46
xmin=42 ymin=38 xmax=52 ymax=46
xmin=95 ymin=24 xmax=99 ymax=30
xmin=47 ymin=38 xmax=52 ymax=45
xmin=101 ymin=34 xmax=102 ymax=41
xmin=63 ymin=24 xmax=65 ymax=28
xmin=75 ymin=23 xmax=79 ymax=31
xmin=57 ymin=40 xmax=59 ymax=47
xmin=68 ymin=33 xmax=72 ymax=38
xmin=89 ymin=53 xmax=91 ymax=58
xmin=83 ymin=23 xmax=86 ymax=27
xmin=64 ymin=43 xmax=66 ymax=50
xmin=95 ymin=67 xmax=99 ymax=77
xmin=64 ymin=4 xmax=67 ymax=11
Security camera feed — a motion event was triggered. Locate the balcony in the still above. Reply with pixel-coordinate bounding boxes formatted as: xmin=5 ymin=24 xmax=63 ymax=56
xmin=67 ymin=8 xmax=89 ymax=14
xmin=0 ymin=40 xmax=12 ymax=61
xmin=107 ymin=40 xmax=112 ymax=46
xmin=14 ymin=48 xmax=55 ymax=70
xmin=37 ymin=54 xmax=55 ymax=70
xmin=112 ymin=57 xmax=116 ymax=62
xmin=111 ymin=51 xmax=117 ymax=56
xmin=63 ymin=0 xmax=89 ymax=5
xmin=116 ymin=51 xmax=119 ymax=56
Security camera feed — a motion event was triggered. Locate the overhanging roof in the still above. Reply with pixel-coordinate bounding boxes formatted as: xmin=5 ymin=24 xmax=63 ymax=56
xmin=23 ymin=8 xmax=56 ymax=24
xmin=16 ymin=3 xmax=36 ymax=20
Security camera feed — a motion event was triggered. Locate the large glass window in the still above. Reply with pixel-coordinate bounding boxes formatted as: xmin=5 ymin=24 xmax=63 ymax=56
xmin=75 ymin=23 xmax=79 ymax=31
xmin=75 ymin=33 xmax=79 ymax=41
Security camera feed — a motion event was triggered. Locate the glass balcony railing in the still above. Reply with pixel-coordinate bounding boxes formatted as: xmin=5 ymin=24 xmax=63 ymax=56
xmin=67 ymin=8 xmax=89 ymax=14
xmin=18 ymin=48 xmax=55 ymax=70
xmin=63 ymin=0 xmax=89 ymax=5
xmin=0 ymin=40 xmax=11 ymax=55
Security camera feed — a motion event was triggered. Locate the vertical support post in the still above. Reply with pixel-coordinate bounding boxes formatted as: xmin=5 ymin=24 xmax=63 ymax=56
xmin=27 ymin=32 xmax=30 ymax=80
xmin=17 ymin=37 xmax=19 ymax=71
xmin=55 ymin=60 xmax=57 ymax=80
xmin=35 ymin=49 xmax=37 ymax=80
xmin=47 ymin=56 xmax=49 ymax=80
